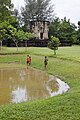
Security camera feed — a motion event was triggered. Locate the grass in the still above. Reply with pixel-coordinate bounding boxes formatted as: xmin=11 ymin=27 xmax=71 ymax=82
xmin=0 ymin=45 xmax=80 ymax=120
xmin=57 ymin=45 xmax=80 ymax=62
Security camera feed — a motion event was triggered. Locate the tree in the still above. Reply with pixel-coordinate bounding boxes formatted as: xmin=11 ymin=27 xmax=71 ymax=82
xmin=49 ymin=17 xmax=60 ymax=38
xmin=16 ymin=30 xmax=34 ymax=49
xmin=0 ymin=27 xmax=7 ymax=50
xmin=78 ymin=21 xmax=80 ymax=29
xmin=0 ymin=21 xmax=8 ymax=50
xmin=0 ymin=0 xmax=13 ymax=22
xmin=21 ymin=0 xmax=54 ymax=29
xmin=76 ymin=21 xmax=80 ymax=44
xmin=0 ymin=0 xmax=13 ymax=48
xmin=7 ymin=25 xmax=18 ymax=50
xmin=7 ymin=25 xmax=34 ymax=51
xmin=49 ymin=17 xmax=77 ymax=45
xmin=48 ymin=36 xmax=60 ymax=55
xmin=59 ymin=17 xmax=77 ymax=43
xmin=0 ymin=15 xmax=21 ymax=49
xmin=11 ymin=8 xmax=22 ymax=29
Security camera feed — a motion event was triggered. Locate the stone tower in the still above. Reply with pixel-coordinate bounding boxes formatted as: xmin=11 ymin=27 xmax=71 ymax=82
xmin=30 ymin=20 xmax=49 ymax=40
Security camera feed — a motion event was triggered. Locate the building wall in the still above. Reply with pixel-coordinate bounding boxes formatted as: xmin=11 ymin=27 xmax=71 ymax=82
xmin=30 ymin=21 xmax=49 ymax=39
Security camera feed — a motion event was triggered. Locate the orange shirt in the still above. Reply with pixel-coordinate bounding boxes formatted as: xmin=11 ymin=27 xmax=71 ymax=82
xmin=26 ymin=57 xmax=30 ymax=62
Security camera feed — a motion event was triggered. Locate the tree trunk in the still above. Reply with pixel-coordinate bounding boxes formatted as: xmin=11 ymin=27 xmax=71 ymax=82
xmin=0 ymin=41 xmax=2 ymax=50
xmin=13 ymin=40 xmax=18 ymax=52
xmin=15 ymin=42 xmax=18 ymax=52
xmin=25 ymin=40 xmax=27 ymax=51
xmin=54 ymin=50 xmax=56 ymax=55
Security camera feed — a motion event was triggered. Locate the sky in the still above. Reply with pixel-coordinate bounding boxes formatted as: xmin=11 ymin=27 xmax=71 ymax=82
xmin=11 ymin=0 xmax=80 ymax=26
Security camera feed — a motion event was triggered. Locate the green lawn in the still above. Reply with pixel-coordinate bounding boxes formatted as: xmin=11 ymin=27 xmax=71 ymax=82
xmin=58 ymin=45 xmax=80 ymax=62
xmin=0 ymin=45 xmax=80 ymax=120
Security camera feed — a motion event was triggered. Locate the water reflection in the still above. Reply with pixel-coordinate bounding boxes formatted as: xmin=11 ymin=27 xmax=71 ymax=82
xmin=12 ymin=87 xmax=27 ymax=103
xmin=46 ymin=75 xmax=70 ymax=96
xmin=0 ymin=67 xmax=70 ymax=105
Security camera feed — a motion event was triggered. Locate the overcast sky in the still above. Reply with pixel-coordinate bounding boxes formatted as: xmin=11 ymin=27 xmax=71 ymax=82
xmin=11 ymin=0 xmax=80 ymax=26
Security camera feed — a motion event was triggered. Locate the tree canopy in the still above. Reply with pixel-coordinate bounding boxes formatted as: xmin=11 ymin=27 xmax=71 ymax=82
xmin=49 ymin=17 xmax=77 ymax=44
xmin=7 ymin=25 xmax=34 ymax=50
xmin=48 ymin=36 xmax=60 ymax=55
xmin=0 ymin=0 xmax=13 ymax=22
xmin=21 ymin=0 xmax=54 ymax=25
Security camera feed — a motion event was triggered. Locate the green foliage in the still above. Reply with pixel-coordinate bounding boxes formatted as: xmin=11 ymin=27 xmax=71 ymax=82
xmin=0 ymin=23 xmax=7 ymax=41
xmin=7 ymin=25 xmax=17 ymax=39
xmin=49 ymin=17 xmax=77 ymax=44
xmin=16 ymin=30 xmax=26 ymax=41
xmin=0 ymin=21 xmax=9 ymax=48
xmin=0 ymin=0 xmax=13 ymax=22
xmin=49 ymin=17 xmax=60 ymax=38
xmin=0 ymin=0 xmax=20 ymax=48
xmin=12 ymin=8 xmax=21 ymax=29
xmin=77 ymin=22 xmax=80 ymax=44
xmin=7 ymin=25 xmax=34 ymax=50
xmin=21 ymin=0 xmax=54 ymax=27
xmin=48 ymin=36 xmax=60 ymax=55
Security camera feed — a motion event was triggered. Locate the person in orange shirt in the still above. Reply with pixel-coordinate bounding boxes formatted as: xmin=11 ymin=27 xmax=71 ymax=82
xmin=26 ymin=55 xmax=31 ymax=67
xmin=29 ymin=56 xmax=31 ymax=65
xmin=26 ymin=55 xmax=30 ymax=66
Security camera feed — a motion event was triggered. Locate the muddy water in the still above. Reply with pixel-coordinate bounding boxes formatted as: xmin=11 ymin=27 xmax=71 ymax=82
xmin=0 ymin=67 xmax=69 ymax=105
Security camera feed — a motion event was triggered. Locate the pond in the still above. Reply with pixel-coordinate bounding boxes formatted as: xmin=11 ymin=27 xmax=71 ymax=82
xmin=0 ymin=67 xmax=70 ymax=105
